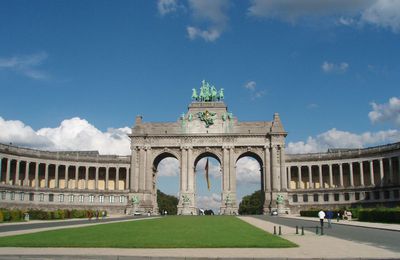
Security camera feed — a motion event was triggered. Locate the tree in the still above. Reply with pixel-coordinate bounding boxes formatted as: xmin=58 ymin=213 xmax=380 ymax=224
xmin=238 ymin=190 xmax=264 ymax=215
xmin=157 ymin=189 xmax=178 ymax=215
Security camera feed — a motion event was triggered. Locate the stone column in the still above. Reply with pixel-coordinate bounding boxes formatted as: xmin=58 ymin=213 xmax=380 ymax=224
xmin=131 ymin=148 xmax=139 ymax=191
xmin=95 ymin=167 xmax=99 ymax=190
xmin=139 ymin=148 xmax=146 ymax=191
xmin=15 ymin=160 xmax=20 ymax=185
xmin=126 ymin=167 xmax=129 ymax=190
xmin=297 ymin=166 xmax=302 ymax=189
xmin=0 ymin=157 xmax=2 ymax=184
xmin=398 ymin=157 xmax=400 ymax=185
xmin=35 ymin=162 xmax=39 ymax=189
xmin=115 ymin=167 xmax=119 ymax=190
xmin=339 ymin=163 xmax=344 ymax=187
xmin=55 ymin=165 xmax=59 ymax=188
xmin=44 ymin=163 xmax=49 ymax=188
xmin=287 ymin=166 xmax=291 ymax=190
xmin=379 ymin=159 xmax=384 ymax=186
xmin=349 ymin=162 xmax=354 ymax=187
xmin=229 ymin=147 xmax=236 ymax=193
xmin=180 ymin=148 xmax=187 ymax=192
xmin=318 ymin=164 xmax=323 ymax=189
xmin=280 ymin=146 xmax=287 ymax=191
xmin=308 ymin=165 xmax=312 ymax=189
xmin=271 ymin=145 xmax=280 ymax=191
xmin=85 ymin=166 xmax=89 ymax=189
xmin=24 ymin=162 xmax=30 ymax=186
xmin=264 ymin=146 xmax=271 ymax=192
xmin=105 ymin=167 xmax=109 ymax=190
xmin=359 ymin=161 xmax=365 ymax=186
xmin=5 ymin=159 xmax=11 ymax=185
xmin=329 ymin=164 xmax=333 ymax=188
xmin=65 ymin=166 xmax=69 ymax=189
xmin=370 ymin=160 xmax=375 ymax=186
xmin=187 ymin=148 xmax=194 ymax=192
xmin=145 ymin=148 xmax=153 ymax=191
xmin=75 ymin=166 xmax=79 ymax=189
xmin=389 ymin=158 xmax=393 ymax=185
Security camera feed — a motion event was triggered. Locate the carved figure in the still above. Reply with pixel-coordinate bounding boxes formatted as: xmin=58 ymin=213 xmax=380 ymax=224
xmin=211 ymin=86 xmax=217 ymax=101
xmin=225 ymin=193 xmax=232 ymax=204
xmin=276 ymin=194 xmax=284 ymax=204
xmin=219 ymin=88 xmax=224 ymax=100
xmin=191 ymin=88 xmax=198 ymax=101
xmin=188 ymin=113 xmax=193 ymax=121
xmin=182 ymin=194 xmax=190 ymax=203
xmin=197 ymin=110 xmax=216 ymax=128
xmin=132 ymin=195 xmax=139 ymax=205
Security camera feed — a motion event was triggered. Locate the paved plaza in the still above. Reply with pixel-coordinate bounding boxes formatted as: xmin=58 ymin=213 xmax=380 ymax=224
xmin=0 ymin=215 xmax=399 ymax=259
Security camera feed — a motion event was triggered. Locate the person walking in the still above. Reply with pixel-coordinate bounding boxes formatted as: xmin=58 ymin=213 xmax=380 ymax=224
xmin=318 ymin=209 xmax=326 ymax=228
xmin=326 ymin=210 xmax=333 ymax=228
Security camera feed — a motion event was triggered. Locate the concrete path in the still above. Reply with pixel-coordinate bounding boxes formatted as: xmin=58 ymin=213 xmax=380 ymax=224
xmin=281 ymin=214 xmax=400 ymax=231
xmin=0 ymin=216 xmax=399 ymax=259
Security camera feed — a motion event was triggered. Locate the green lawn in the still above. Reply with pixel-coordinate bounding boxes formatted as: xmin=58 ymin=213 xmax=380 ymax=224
xmin=0 ymin=216 xmax=297 ymax=248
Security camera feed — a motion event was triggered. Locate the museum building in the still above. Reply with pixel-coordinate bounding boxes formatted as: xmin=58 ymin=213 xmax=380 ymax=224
xmin=1 ymin=83 xmax=399 ymax=214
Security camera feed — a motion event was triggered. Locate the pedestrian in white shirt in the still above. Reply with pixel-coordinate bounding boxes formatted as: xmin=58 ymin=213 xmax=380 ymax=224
xmin=318 ymin=210 xmax=326 ymax=227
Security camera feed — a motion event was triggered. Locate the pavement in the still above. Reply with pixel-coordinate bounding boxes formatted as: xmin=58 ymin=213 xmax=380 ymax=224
xmin=0 ymin=215 xmax=399 ymax=259
xmin=280 ymin=214 xmax=400 ymax=232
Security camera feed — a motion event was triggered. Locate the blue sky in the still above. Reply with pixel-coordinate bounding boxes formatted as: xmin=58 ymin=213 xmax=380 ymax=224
xmin=1 ymin=1 xmax=400 ymax=210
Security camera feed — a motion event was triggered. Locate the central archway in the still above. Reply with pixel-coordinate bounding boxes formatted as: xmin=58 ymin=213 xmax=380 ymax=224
xmin=194 ymin=152 xmax=222 ymax=215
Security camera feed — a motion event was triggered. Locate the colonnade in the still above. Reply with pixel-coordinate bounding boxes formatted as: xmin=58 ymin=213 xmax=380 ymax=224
xmin=0 ymin=156 xmax=130 ymax=191
xmin=287 ymin=156 xmax=400 ymax=190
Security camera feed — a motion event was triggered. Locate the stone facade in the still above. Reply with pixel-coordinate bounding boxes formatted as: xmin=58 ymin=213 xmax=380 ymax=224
xmin=0 ymin=98 xmax=399 ymax=215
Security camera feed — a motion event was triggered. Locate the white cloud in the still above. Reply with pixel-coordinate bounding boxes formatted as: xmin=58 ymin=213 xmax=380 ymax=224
xmin=186 ymin=0 xmax=230 ymax=42
xmin=0 ymin=116 xmax=131 ymax=155
xmin=248 ymin=0 xmax=400 ymax=33
xmin=361 ymin=0 xmax=400 ymax=33
xmin=196 ymin=193 xmax=221 ymax=211
xmin=157 ymin=157 xmax=179 ymax=177
xmin=0 ymin=52 xmax=48 ymax=80
xmin=243 ymin=80 xmax=266 ymax=99
xmin=248 ymin=0 xmax=372 ymax=22
xmin=287 ymin=128 xmax=400 ymax=154
xmin=322 ymin=61 xmax=349 ymax=73
xmin=187 ymin=26 xmax=221 ymax=42
xmin=236 ymin=157 xmax=261 ymax=184
xmin=369 ymin=97 xmax=400 ymax=126
xmin=244 ymin=81 xmax=256 ymax=90
xmin=157 ymin=0 xmax=179 ymax=16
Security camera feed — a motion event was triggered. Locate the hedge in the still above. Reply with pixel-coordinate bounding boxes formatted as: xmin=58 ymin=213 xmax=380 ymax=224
xmin=357 ymin=208 xmax=400 ymax=223
xmin=300 ymin=207 xmax=400 ymax=224
xmin=0 ymin=209 xmax=106 ymax=222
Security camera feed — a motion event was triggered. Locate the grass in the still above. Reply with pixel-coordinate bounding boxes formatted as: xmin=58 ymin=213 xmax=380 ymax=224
xmin=0 ymin=216 xmax=297 ymax=248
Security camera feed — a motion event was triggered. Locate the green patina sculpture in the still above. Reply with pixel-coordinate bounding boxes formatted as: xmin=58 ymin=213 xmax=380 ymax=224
xmin=132 ymin=195 xmax=140 ymax=205
xmin=188 ymin=113 xmax=193 ymax=121
xmin=225 ymin=193 xmax=232 ymax=204
xmin=197 ymin=110 xmax=216 ymax=128
xmin=192 ymin=80 xmax=224 ymax=102
xmin=276 ymin=194 xmax=284 ymax=204
xmin=182 ymin=194 xmax=190 ymax=203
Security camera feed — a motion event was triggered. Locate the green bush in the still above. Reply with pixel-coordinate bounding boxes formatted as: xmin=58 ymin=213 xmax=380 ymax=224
xmin=1 ymin=209 xmax=11 ymax=221
xmin=358 ymin=208 xmax=400 ymax=223
xmin=0 ymin=210 xmax=3 ymax=222
xmin=10 ymin=210 xmax=22 ymax=221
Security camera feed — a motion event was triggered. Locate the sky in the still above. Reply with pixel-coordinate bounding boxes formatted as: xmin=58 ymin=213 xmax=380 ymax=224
xmin=1 ymin=0 xmax=400 ymax=211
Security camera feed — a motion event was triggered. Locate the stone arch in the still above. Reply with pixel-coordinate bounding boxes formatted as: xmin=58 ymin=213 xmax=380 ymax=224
xmin=235 ymin=150 xmax=265 ymax=194
xmin=153 ymin=151 xmax=179 ymax=170
xmin=193 ymin=151 xmax=222 ymax=167
xmin=236 ymin=151 xmax=264 ymax=167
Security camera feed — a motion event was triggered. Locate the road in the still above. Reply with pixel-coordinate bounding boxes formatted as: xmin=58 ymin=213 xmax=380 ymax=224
xmin=254 ymin=215 xmax=400 ymax=253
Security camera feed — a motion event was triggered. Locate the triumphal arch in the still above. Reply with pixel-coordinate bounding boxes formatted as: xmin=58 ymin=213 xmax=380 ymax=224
xmin=129 ymin=81 xmax=288 ymax=215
